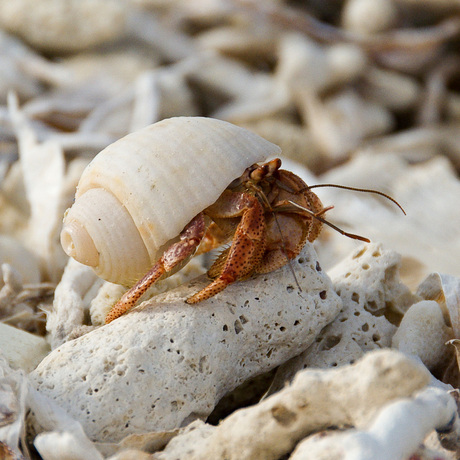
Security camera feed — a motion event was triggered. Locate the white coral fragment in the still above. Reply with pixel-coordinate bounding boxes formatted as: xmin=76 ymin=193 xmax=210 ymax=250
xmin=0 ymin=358 xmax=28 ymax=459
xmin=276 ymin=33 xmax=367 ymax=94
xmin=392 ymin=300 xmax=454 ymax=372
xmin=290 ymin=387 xmax=458 ymax=460
xmin=417 ymin=272 xmax=460 ymax=338
xmin=34 ymin=431 xmax=103 ymax=460
xmin=0 ymin=0 xmax=127 ymax=53
xmin=155 ymin=350 xmax=431 ymax=460
xmin=8 ymin=93 xmax=67 ymax=282
xmin=363 ymin=67 xmax=421 ymax=111
xmin=46 ymin=258 xmax=101 ymax=349
xmin=0 ymin=30 xmax=68 ymax=103
xmin=342 ymin=0 xmax=399 ymax=35
xmin=302 ymin=90 xmax=393 ymax=158
xmin=29 ymin=245 xmax=341 ymax=442
xmin=0 ymin=324 xmax=49 ymax=372
xmin=0 ymin=236 xmax=40 ymax=286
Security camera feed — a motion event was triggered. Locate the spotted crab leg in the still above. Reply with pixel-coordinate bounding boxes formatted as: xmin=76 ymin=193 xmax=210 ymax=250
xmin=186 ymin=191 xmax=266 ymax=304
xmin=105 ymin=213 xmax=206 ymax=323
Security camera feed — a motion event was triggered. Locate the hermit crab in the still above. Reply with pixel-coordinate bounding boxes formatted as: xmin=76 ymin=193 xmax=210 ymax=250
xmin=61 ymin=117 xmax=404 ymax=323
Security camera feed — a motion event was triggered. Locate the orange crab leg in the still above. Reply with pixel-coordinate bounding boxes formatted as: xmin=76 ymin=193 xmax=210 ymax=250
xmin=105 ymin=213 xmax=206 ymax=323
xmin=186 ymin=192 xmax=266 ymax=304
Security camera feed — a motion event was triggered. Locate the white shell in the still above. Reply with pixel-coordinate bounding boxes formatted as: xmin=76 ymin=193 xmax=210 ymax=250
xmin=61 ymin=117 xmax=281 ymax=285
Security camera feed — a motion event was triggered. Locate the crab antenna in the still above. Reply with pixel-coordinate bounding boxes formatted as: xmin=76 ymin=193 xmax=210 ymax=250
xmin=287 ymin=200 xmax=371 ymax=243
xmin=272 ymin=212 xmax=303 ymax=293
xmin=307 ymin=184 xmax=406 ymax=215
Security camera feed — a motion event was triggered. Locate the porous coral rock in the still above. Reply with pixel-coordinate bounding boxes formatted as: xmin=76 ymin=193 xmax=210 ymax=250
xmin=323 ymin=242 xmax=414 ymax=347
xmin=89 ymin=257 xmax=206 ymax=326
xmin=48 ymin=254 xmax=206 ymax=348
xmin=267 ymin=243 xmax=415 ymax=392
xmin=30 ymin=244 xmax=341 ymax=443
xmin=154 ymin=350 xmax=431 ymax=460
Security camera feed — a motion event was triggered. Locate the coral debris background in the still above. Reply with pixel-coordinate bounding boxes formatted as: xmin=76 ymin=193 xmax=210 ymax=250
xmin=1 ymin=1 xmax=460 ymax=459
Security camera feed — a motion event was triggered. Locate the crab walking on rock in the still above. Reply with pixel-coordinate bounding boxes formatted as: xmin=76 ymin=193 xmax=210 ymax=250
xmin=60 ymin=117 xmax=404 ymax=323
xmin=106 ymin=156 xmax=328 ymax=322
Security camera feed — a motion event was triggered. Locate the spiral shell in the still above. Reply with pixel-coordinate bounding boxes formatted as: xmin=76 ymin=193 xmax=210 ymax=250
xmin=61 ymin=117 xmax=281 ymax=285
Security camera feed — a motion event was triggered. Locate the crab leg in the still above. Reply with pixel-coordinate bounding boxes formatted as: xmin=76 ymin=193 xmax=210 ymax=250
xmin=105 ymin=213 xmax=206 ymax=323
xmin=186 ymin=192 xmax=266 ymax=304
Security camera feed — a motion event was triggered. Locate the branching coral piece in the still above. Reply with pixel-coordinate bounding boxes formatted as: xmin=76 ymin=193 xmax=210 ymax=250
xmin=290 ymin=387 xmax=459 ymax=460
xmin=155 ymin=350 xmax=432 ymax=460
